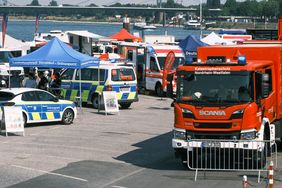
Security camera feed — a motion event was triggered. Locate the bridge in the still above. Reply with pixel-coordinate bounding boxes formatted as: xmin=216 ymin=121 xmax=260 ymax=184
xmin=0 ymin=6 xmax=196 ymax=16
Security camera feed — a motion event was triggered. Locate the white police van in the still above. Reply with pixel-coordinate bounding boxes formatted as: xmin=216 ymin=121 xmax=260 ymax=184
xmin=60 ymin=61 xmax=138 ymax=109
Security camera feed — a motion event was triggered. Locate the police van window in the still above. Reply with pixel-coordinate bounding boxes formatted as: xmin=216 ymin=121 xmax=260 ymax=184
xmin=61 ymin=69 xmax=74 ymax=80
xmin=0 ymin=92 xmax=14 ymax=101
xmin=92 ymin=69 xmax=105 ymax=81
xmin=111 ymin=68 xmax=135 ymax=81
xmin=36 ymin=91 xmax=54 ymax=101
xmin=22 ymin=91 xmax=38 ymax=101
xmin=75 ymin=69 xmax=105 ymax=81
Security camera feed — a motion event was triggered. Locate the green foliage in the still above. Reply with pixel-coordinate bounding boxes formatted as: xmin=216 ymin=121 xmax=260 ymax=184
xmin=49 ymin=0 xmax=58 ymax=6
xmin=28 ymin=0 xmax=40 ymax=6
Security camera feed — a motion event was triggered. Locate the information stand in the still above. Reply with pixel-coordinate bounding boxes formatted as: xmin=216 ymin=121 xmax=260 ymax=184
xmin=0 ymin=106 xmax=25 ymax=136
xmin=103 ymin=91 xmax=119 ymax=115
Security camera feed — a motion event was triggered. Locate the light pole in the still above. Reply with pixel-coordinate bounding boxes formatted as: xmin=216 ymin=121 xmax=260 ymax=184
xmin=200 ymin=0 xmax=203 ymax=38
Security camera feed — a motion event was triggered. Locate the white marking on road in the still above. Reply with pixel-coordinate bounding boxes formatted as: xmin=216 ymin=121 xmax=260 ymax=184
xmin=11 ymin=165 xmax=88 ymax=182
xmin=111 ymin=186 xmax=128 ymax=188
xmin=98 ymin=168 xmax=145 ymax=188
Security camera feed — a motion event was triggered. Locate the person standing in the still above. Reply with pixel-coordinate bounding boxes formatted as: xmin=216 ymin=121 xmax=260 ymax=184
xmin=24 ymin=73 xmax=37 ymax=88
xmin=37 ymin=71 xmax=48 ymax=90
xmin=50 ymin=72 xmax=62 ymax=96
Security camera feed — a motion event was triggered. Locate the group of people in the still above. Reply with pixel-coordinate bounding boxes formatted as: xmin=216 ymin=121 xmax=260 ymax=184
xmin=21 ymin=70 xmax=62 ymax=96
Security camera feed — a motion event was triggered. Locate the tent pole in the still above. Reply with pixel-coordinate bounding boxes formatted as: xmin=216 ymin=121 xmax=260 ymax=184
xmin=98 ymin=64 xmax=100 ymax=112
xmin=79 ymin=69 xmax=82 ymax=109
xmin=8 ymin=65 xmax=10 ymax=89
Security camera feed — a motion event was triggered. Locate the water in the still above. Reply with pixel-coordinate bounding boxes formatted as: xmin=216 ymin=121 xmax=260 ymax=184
xmin=6 ymin=20 xmax=209 ymax=41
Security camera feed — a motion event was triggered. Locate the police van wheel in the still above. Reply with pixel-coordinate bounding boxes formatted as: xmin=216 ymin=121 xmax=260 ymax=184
xmin=92 ymin=95 xmax=100 ymax=109
xmin=62 ymin=109 xmax=74 ymax=125
xmin=120 ymin=103 xmax=131 ymax=109
xmin=155 ymin=83 xmax=164 ymax=97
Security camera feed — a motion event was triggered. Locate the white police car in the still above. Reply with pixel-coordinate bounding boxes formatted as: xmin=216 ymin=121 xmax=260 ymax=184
xmin=0 ymin=88 xmax=77 ymax=125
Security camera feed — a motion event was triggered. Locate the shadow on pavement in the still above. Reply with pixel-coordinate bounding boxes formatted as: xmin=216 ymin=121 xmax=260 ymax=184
xmin=114 ymin=131 xmax=186 ymax=171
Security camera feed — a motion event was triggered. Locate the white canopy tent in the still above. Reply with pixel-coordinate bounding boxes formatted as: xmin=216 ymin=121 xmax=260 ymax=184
xmin=201 ymin=32 xmax=234 ymax=45
xmin=0 ymin=32 xmax=31 ymax=55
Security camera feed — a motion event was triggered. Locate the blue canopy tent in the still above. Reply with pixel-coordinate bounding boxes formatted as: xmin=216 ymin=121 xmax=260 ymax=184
xmin=179 ymin=35 xmax=208 ymax=63
xmin=9 ymin=37 xmax=100 ymax=106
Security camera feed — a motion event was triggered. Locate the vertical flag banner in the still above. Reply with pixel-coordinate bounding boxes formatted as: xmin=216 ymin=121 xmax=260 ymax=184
xmin=162 ymin=51 xmax=175 ymax=90
xmin=35 ymin=15 xmax=39 ymax=34
xmin=2 ymin=14 xmax=8 ymax=48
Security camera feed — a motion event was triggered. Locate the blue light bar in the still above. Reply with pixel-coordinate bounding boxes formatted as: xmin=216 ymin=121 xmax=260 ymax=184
xmin=238 ymin=56 xmax=246 ymax=65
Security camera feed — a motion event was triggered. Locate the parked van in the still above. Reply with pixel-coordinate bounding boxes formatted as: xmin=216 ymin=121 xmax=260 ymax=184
xmin=60 ymin=63 xmax=138 ymax=109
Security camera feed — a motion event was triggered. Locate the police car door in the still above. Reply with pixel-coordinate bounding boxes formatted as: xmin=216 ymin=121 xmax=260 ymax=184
xmin=21 ymin=91 xmax=42 ymax=122
xmin=35 ymin=91 xmax=61 ymax=121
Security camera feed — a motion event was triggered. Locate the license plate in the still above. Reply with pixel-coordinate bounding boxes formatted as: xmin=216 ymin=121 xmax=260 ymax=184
xmin=120 ymin=87 xmax=130 ymax=92
xmin=201 ymin=141 xmax=221 ymax=148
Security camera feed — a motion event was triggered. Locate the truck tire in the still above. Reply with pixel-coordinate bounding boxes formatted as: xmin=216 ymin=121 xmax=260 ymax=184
xmin=120 ymin=102 xmax=132 ymax=109
xmin=155 ymin=83 xmax=164 ymax=97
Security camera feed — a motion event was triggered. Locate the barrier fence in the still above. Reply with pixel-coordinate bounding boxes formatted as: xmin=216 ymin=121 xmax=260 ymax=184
xmin=186 ymin=139 xmax=277 ymax=182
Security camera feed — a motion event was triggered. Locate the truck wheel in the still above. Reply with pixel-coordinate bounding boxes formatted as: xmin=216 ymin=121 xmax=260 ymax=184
xmin=120 ymin=103 xmax=131 ymax=109
xmin=155 ymin=83 xmax=164 ymax=97
xmin=61 ymin=109 xmax=74 ymax=125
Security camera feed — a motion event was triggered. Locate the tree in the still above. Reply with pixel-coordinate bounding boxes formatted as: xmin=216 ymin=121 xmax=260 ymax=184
xmin=223 ymin=0 xmax=237 ymax=15
xmin=49 ymin=0 xmax=58 ymax=6
xmin=207 ymin=0 xmax=220 ymax=9
xmin=28 ymin=0 xmax=40 ymax=6
xmin=88 ymin=3 xmax=98 ymax=7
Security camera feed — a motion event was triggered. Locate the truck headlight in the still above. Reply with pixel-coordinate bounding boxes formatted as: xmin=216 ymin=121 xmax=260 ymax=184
xmin=240 ymin=129 xmax=257 ymax=140
xmin=173 ymin=128 xmax=186 ymax=140
xmin=230 ymin=109 xmax=244 ymax=119
xmin=182 ymin=108 xmax=194 ymax=118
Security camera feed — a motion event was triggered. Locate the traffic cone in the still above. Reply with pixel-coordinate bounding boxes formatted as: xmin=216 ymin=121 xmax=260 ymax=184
xmin=242 ymin=175 xmax=247 ymax=188
xmin=268 ymin=161 xmax=274 ymax=188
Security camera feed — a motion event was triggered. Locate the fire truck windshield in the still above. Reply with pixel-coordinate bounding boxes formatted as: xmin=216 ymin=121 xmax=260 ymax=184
xmin=176 ymin=71 xmax=254 ymax=106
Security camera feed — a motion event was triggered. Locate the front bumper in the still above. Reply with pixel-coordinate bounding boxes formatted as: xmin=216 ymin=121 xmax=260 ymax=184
xmin=172 ymin=138 xmax=265 ymax=151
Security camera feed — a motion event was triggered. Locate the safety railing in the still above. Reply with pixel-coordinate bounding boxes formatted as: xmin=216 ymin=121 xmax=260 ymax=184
xmin=186 ymin=139 xmax=277 ymax=181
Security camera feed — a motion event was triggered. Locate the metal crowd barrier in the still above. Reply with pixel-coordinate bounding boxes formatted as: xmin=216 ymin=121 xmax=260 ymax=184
xmin=186 ymin=139 xmax=278 ymax=181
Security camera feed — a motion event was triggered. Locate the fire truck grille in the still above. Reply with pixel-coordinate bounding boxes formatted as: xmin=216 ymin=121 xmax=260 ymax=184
xmin=194 ymin=123 xmax=232 ymax=129
xmin=187 ymin=131 xmax=240 ymax=140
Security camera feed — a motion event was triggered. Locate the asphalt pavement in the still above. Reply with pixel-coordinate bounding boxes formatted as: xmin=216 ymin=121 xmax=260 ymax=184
xmin=0 ymin=95 xmax=281 ymax=188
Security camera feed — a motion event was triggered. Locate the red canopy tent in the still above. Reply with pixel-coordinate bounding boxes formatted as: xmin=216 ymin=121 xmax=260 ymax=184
xmin=109 ymin=28 xmax=142 ymax=42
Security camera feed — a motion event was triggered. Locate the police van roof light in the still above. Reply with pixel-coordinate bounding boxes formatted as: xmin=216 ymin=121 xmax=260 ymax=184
xmin=238 ymin=56 xmax=246 ymax=65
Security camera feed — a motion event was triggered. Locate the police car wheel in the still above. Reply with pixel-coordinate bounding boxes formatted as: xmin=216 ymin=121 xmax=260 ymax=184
xmin=23 ymin=113 xmax=27 ymax=127
xmin=62 ymin=109 xmax=74 ymax=125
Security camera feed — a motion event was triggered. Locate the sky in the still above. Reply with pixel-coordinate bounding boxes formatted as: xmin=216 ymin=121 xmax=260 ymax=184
xmin=6 ymin=0 xmax=241 ymax=6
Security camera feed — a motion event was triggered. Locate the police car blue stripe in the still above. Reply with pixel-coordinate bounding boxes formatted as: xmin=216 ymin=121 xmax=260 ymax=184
xmin=54 ymin=112 xmax=60 ymax=119
xmin=28 ymin=113 xmax=33 ymax=121
xmin=41 ymin=113 xmax=47 ymax=120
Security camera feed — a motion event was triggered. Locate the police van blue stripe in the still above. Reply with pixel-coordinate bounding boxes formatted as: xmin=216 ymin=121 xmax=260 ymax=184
xmin=41 ymin=113 xmax=47 ymax=120
xmin=121 ymin=93 xmax=129 ymax=100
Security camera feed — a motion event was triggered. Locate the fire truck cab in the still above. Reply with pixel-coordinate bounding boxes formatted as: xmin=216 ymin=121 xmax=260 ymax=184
xmin=169 ymin=44 xmax=282 ymax=165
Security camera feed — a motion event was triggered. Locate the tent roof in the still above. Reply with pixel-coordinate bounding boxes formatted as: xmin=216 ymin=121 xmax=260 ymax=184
xmin=0 ymin=32 xmax=30 ymax=51
xmin=201 ymin=32 xmax=231 ymax=45
xmin=179 ymin=35 xmax=208 ymax=52
xmin=109 ymin=28 xmax=142 ymax=42
xmin=9 ymin=37 xmax=99 ymax=68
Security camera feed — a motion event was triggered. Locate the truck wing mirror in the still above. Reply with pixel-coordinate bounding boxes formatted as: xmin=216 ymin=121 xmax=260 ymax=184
xmin=256 ymin=72 xmax=270 ymax=100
